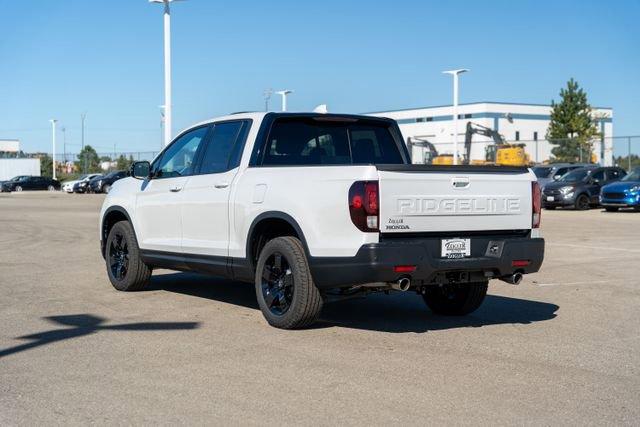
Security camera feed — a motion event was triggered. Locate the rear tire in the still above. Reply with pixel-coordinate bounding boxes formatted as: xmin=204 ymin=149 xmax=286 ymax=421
xmin=422 ymin=281 xmax=488 ymax=315
xmin=575 ymin=194 xmax=590 ymax=210
xmin=105 ymin=221 xmax=151 ymax=291
xmin=255 ymin=236 xmax=323 ymax=329
xmin=605 ymin=207 xmax=619 ymax=212
xmin=15 ymin=186 xmax=22 ymax=192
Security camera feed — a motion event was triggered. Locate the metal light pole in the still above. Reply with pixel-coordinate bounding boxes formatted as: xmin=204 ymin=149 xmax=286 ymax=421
xmin=443 ymin=69 xmax=468 ymax=165
xmin=264 ymin=88 xmax=273 ymax=112
xmin=150 ymin=0 xmax=185 ymax=146
xmin=81 ymin=112 xmax=87 ymax=173
xmin=49 ymin=119 xmax=57 ymax=180
xmin=61 ymin=126 xmax=66 ymax=164
xmin=275 ymin=90 xmax=293 ymax=112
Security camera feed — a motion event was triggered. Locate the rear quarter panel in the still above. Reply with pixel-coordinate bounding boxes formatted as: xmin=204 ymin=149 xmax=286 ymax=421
xmin=230 ymin=165 xmax=379 ymax=258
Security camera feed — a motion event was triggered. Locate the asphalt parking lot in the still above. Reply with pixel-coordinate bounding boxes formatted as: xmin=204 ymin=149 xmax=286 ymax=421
xmin=1 ymin=192 xmax=639 ymax=425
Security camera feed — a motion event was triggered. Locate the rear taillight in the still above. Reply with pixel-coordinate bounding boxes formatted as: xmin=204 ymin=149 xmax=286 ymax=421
xmin=532 ymin=181 xmax=541 ymax=228
xmin=349 ymin=181 xmax=379 ymax=232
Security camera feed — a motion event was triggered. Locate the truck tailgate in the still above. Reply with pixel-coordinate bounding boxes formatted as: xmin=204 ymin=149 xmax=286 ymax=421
xmin=377 ymin=165 xmax=533 ymax=233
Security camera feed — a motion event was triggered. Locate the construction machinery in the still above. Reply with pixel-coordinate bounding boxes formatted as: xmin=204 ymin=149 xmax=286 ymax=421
xmin=406 ymin=137 xmax=455 ymax=165
xmin=464 ymin=122 xmax=530 ymax=166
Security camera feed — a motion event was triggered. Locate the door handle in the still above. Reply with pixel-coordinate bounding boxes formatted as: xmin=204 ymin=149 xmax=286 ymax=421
xmin=170 ymin=186 xmax=182 ymax=192
xmin=214 ymin=183 xmax=229 ymax=189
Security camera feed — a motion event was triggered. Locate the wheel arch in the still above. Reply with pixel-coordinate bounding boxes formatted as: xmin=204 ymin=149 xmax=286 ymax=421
xmin=101 ymin=206 xmax=136 ymax=258
xmin=245 ymin=211 xmax=311 ymax=270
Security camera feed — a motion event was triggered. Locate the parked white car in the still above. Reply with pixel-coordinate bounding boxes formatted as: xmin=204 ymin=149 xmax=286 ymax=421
xmin=99 ymin=112 xmax=545 ymax=329
xmin=62 ymin=174 xmax=101 ymax=193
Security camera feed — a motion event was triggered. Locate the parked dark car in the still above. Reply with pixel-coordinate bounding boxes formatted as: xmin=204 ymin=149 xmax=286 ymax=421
xmin=542 ymin=166 xmax=627 ymax=210
xmin=89 ymin=170 xmax=128 ymax=193
xmin=72 ymin=175 xmax=102 ymax=193
xmin=532 ymin=163 xmax=592 ymax=189
xmin=600 ymin=167 xmax=640 ymax=212
xmin=0 ymin=175 xmax=60 ymax=192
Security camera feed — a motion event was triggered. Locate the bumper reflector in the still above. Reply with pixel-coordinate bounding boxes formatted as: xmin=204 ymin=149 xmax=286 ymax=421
xmin=511 ymin=260 xmax=530 ymax=267
xmin=394 ymin=265 xmax=417 ymax=273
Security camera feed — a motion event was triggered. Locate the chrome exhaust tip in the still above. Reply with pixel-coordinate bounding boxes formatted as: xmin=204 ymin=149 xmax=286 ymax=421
xmin=500 ymin=272 xmax=523 ymax=285
xmin=390 ymin=277 xmax=411 ymax=292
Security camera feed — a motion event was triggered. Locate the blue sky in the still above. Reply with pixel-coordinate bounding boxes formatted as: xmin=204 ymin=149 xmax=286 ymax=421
xmin=1 ymin=0 xmax=639 ymax=154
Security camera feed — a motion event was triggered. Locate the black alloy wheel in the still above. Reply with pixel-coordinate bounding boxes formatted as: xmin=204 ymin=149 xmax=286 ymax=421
xmin=575 ymin=194 xmax=590 ymax=210
xmin=261 ymin=252 xmax=294 ymax=315
xmin=108 ymin=231 xmax=129 ymax=281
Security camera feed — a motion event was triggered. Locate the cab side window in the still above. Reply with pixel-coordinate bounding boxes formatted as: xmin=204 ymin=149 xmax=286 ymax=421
xmin=199 ymin=121 xmax=250 ymax=174
xmin=153 ymin=127 xmax=208 ymax=178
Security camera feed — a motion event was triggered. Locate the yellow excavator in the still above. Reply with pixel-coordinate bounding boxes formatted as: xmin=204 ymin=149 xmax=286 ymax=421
xmin=406 ymin=137 xmax=455 ymax=165
xmin=464 ymin=122 xmax=530 ymax=166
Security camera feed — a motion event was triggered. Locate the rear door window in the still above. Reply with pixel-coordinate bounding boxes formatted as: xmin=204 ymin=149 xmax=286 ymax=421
xmin=261 ymin=117 xmax=404 ymax=166
xmin=199 ymin=121 xmax=250 ymax=174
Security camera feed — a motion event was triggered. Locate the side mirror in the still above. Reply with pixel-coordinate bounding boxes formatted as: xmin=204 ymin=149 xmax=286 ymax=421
xmin=131 ymin=161 xmax=151 ymax=180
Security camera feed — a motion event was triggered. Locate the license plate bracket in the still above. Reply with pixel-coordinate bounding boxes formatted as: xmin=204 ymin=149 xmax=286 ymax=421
xmin=441 ymin=238 xmax=471 ymax=259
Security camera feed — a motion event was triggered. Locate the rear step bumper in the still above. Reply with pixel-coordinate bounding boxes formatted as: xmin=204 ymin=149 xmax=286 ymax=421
xmin=309 ymin=236 xmax=544 ymax=289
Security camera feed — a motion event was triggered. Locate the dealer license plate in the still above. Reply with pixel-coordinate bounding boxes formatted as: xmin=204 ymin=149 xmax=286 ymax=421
xmin=546 ymin=196 xmax=555 ymax=202
xmin=441 ymin=238 xmax=471 ymax=259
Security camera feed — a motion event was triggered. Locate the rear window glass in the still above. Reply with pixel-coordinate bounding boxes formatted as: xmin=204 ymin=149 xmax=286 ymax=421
xmin=261 ymin=118 xmax=404 ymax=166
xmin=533 ymin=167 xmax=551 ymax=178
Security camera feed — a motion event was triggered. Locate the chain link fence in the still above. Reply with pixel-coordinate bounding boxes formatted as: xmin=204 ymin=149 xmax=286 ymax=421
xmin=407 ymin=135 xmax=640 ymax=169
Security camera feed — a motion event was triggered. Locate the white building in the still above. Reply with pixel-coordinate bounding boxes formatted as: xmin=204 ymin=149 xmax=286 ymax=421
xmin=367 ymin=102 xmax=613 ymax=165
xmin=0 ymin=139 xmax=21 ymax=153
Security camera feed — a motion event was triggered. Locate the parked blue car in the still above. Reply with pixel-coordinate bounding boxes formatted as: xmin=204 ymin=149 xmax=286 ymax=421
xmin=600 ymin=168 xmax=640 ymax=212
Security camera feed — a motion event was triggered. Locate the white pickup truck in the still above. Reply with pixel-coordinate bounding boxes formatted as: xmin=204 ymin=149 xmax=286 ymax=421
xmin=100 ymin=112 xmax=544 ymax=329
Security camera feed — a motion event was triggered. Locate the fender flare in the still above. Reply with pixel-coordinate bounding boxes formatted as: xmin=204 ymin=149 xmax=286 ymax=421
xmin=245 ymin=211 xmax=311 ymax=264
xmin=101 ymin=205 xmax=137 ymax=257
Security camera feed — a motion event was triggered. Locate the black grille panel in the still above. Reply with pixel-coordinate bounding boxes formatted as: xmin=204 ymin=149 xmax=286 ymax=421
xmin=603 ymin=192 xmax=625 ymax=200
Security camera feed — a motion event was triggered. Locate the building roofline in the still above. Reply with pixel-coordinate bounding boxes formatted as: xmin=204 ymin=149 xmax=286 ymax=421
xmin=364 ymin=101 xmax=612 ymax=114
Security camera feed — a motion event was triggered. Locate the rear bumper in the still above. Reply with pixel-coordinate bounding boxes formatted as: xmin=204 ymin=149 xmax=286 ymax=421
xmin=309 ymin=234 xmax=544 ymax=289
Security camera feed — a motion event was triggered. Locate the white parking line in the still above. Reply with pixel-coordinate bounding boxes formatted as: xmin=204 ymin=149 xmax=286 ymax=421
xmin=547 ymin=243 xmax=640 ymax=254
xmin=534 ymin=280 xmax=609 ymax=287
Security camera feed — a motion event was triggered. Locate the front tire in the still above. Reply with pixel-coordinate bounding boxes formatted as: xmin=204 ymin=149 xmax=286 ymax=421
xmin=105 ymin=221 xmax=151 ymax=291
xmin=255 ymin=236 xmax=323 ymax=329
xmin=422 ymin=281 xmax=488 ymax=315
xmin=575 ymin=194 xmax=590 ymax=210
xmin=15 ymin=186 xmax=22 ymax=192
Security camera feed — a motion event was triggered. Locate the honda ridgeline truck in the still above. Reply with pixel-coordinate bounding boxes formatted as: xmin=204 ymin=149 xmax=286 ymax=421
xmin=100 ymin=112 xmax=544 ymax=329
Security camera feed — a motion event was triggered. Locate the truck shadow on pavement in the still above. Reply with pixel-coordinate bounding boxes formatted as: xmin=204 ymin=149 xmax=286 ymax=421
xmin=150 ymin=273 xmax=559 ymax=333
xmin=0 ymin=314 xmax=199 ymax=359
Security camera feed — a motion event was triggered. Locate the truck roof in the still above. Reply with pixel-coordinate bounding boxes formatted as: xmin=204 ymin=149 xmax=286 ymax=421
xmin=188 ymin=112 xmax=396 ymax=131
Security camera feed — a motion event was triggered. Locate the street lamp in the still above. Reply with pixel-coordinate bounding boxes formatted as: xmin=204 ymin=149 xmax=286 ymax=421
xmin=149 ymin=0 xmax=185 ymax=146
xmin=275 ymin=90 xmax=293 ymax=112
xmin=49 ymin=119 xmax=57 ymax=180
xmin=443 ymin=69 xmax=469 ymax=165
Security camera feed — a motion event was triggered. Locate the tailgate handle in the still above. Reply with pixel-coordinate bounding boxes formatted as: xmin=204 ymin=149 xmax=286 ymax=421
xmin=452 ymin=177 xmax=470 ymax=189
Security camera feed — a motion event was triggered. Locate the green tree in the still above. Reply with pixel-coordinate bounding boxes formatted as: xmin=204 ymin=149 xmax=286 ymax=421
xmin=40 ymin=154 xmax=53 ymax=177
xmin=75 ymin=145 xmax=101 ymax=173
xmin=546 ymin=78 xmax=600 ymax=162
xmin=116 ymin=154 xmax=134 ymax=171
